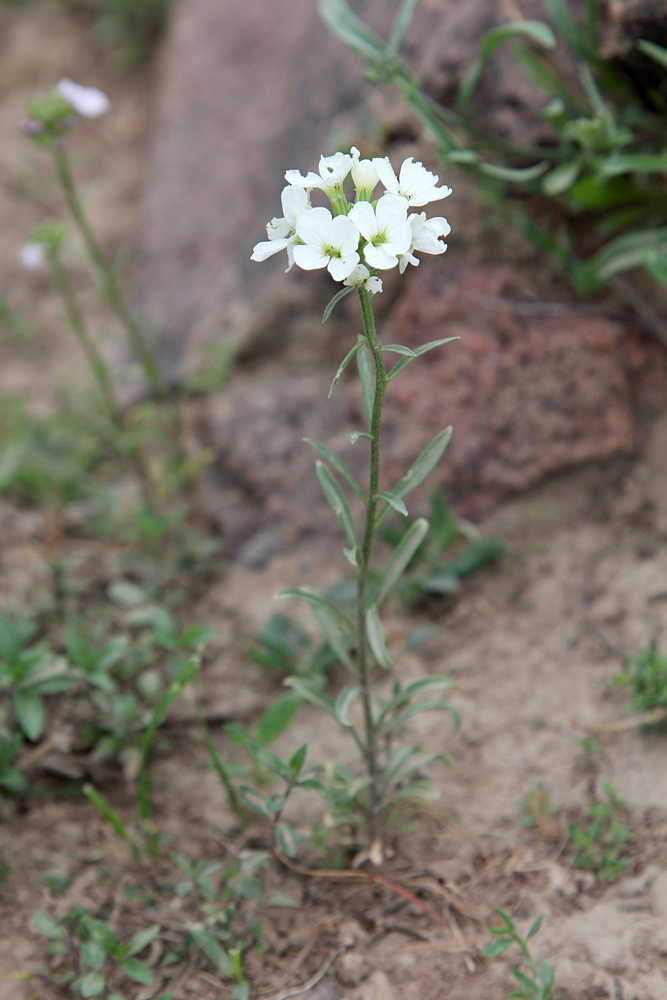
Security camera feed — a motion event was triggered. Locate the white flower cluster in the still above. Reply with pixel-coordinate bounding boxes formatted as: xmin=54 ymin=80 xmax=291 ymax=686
xmin=251 ymin=149 xmax=451 ymax=295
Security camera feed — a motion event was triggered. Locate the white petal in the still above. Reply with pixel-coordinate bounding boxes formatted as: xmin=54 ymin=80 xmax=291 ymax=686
xmin=266 ymin=217 xmax=291 ymax=240
xmin=57 ymin=78 xmax=110 ymax=117
xmin=330 ymin=214 xmax=361 ymax=256
xmin=251 ymin=236 xmax=292 ymax=262
xmin=372 ymin=157 xmax=399 ymax=194
xmin=347 ymin=201 xmax=378 ymax=242
xmin=351 ymin=158 xmax=379 ymax=194
xmin=281 ymin=185 xmax=309 ymax=225
xmin=295 ymin=206 xmax=332 ymax=247
xmin=329 ymin=252 xmax=360 ymax=281
xmin=292 ymin=244 xmax=330 ymax=270
xmin=363 ymin=243 xmax=398 ymax=270
xmin=367 ymin=276 xmax=383 ymax=294
xmin=285 ymin=168 xmax=321 ymax=189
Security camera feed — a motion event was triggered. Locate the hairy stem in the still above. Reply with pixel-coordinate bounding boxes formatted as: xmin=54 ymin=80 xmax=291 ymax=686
xmin=356 ymin=287 xmax=388 ymax=837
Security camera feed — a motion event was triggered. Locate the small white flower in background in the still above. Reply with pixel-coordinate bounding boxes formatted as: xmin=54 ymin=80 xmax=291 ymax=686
xmin=343 ymin=264 xmax=382 ymax=295
xmin=293 ymin=207 xmax=360 ymax=281
xmin=19 ymin=243 xmax=47 ymax=270
xmin=348 ymin=194 xmax=411 ymax=270
xmin=286 ymin=148 xmax=359 ymax=195
xmin=56 ymin=78 xmax=111 ymax=118
xmin=372 ymin=155 xmax=451 ymax=207
xmin=250 ymin=185 xmax=309 ymax=270
xmin=398 ymin=214 xmax=451 ymax=273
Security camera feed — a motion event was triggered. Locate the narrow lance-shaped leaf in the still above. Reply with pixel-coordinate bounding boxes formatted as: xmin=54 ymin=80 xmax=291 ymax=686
xmin=318 ymin=0 xmax=387 ymax=62
xmin=329 ymin=337 xmax=364 ymax=398
xmin=13 ymin=689 xmax=44 ymax=742
xmin=388 ymin=0 xmax=418 ymax=53
xmin=311 ymin=606 xmax=357 ymax=676
xmin=381 ymin=343 xmax=416 ymax=357
xmin=285 ymin=677 xmax=337 ymax=719
xmin=366 ymin=605 xmax=393 ymax=669
xmin=477 ymin=160 xmax=548 ymax=182
xmin=459 ymin=20 xmax=556 ymax=118
xmin=305 ymin=438 xmax=366 ymax=502
xmin=322 ymin=284 xmax=353 ymax=323
xmin=377 ymin=427 xmax=452 ymax=528
xmin=377 ymin=492 xmax=409 ymax=517
xmin=276 ymin=587 xmax=353 ymax=628
xmin=639 ymin=39 xmax=667 ymax=72
xmin=316 ymin=461 xmax=358 ymax=547
xmin=357 ymin=341 xmax=375 ymax=427
xmin=376 ymin=517 xmax=429 ymax=607
xmin=644 ymin=250 xmax=667 ymax=289
xmin=387 ymin=337 xmax=459 ymax=381
xmin=335 ymin=685 xmax=360 ymax=727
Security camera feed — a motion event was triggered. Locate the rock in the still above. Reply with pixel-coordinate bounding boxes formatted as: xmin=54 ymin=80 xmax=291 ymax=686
xmin=203 ymin=267 xmax=635 ymax=544
xmin=337 ymin=950 xmax=372 ymax=988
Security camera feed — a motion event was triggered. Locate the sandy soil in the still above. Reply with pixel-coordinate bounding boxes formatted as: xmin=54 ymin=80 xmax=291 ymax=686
xmin=1 ymin=5 xmax=667 ymax=1000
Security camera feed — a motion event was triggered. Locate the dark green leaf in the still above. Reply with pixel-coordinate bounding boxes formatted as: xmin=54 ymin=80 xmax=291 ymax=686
xmin=120 ymin=957 xmax=153 ymax=986
xmin=256 ymin=694 xmax=303 ymax=747
xmin=526 ymin=914 xmax=544 ymax=940
xmin=288 ymin=743 xmax=308 ymax=781
xmin=125 ymin=924 xmax=161 ymax=957
xmin=13 ymin=688 xmax=44 ymax=741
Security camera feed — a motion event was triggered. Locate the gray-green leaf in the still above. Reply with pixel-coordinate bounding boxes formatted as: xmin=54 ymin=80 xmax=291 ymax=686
xmin=376 ymin=517 xmax=429 ymax=607
xmin=366 ymin=605 xmax=393 ymax=669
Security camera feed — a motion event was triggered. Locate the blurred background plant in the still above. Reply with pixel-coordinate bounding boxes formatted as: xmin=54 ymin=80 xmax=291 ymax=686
xmin=320 ymin=0 xmax=667 ymax=343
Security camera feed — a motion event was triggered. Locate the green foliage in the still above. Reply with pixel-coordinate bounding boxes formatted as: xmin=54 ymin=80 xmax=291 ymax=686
xmin=569 ymin=782 xmax=631 ymax=882
xmin=0 ymin=613 xmax=70 ymax=741
xmin=614 ymin=638 xmax=667 ymax=717
xmin=517 ymin=781 xmax=561 ymax=839
xmin=320 ymin=0 xmax=667 ymax=296
xmin=484 ymin=908 xmax=557 ymax=1000
xmin=33 ymin=905 xmax=160 ymax=997
xmin=378 ymin=491 xmax=505 ymax=606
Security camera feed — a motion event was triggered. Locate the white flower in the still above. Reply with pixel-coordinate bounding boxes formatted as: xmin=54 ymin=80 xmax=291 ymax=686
xmin=348 ymin=194 xmax=411 ymax=270
xmin=343 ymin=264 xmax=383 ymax=295
xmin=285 ymin=147 xmax=359 ymax=194
xmin=398 ymin=214 xmax=451 ymax=273
xmin=251 ymin=186 xmax=309 ymax=270
xmin=292 ymin=207 xmax=360 ymax=281
xmin=56 ymin=78 xmax=111 ymax=118
xmin=351 ymin=158 xmax=379 ymax=201
xmin=372 ymin=156 xmax=451 ymax=207
xmin=19 ymin=243 xmax=47 ymax=270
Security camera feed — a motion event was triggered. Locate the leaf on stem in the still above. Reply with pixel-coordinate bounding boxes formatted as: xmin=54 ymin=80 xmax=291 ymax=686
xmin=318 ymin=0 xmax=387 ymax=62
xmin=305 ymin=438 xmax=366 ymax=502
xmin=387 ymin=337 xmax=459 ymax=380
xmin=638 ymin=39 xmax=667 ymax=72
xmin=316 ymin=461 xmax=358 ymax=547
xmin=285 ymin=677 xmax=337 ymax=718
xmin=377 ymin=491 xmax=409 ymax=517
xmin=334 ymin=685 xmax=360 ymax=727
xmin=383 ymin=427 xmax=453 ymax=516
xmin=366 ymin=605 xmax=393 ymax=669
xmin=381 ymin=344 xmax=416 ymax=357
xmin=323 ymin=284 xmax=354 ymax=323
xmin=376 ymin=517 xmax=429 ymax=607
xmin=347 ymin=430 xmax=372 ymax=444
xmin=329 ymin=337 xmax=364 ymax=397
xmin=387 ymin=0 xmax=419 ymax=53
xmin=276 ymin=588 xmax=353 ymax=628
xmin=311 ymin=607 xmax=357 ymax=676
xmin=357 ymin=342 xmax=375 ymax=427
xmin=459 ymin=20 xmax=556 ymax=118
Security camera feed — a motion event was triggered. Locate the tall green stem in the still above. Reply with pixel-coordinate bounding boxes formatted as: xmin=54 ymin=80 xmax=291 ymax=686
xmin=53 ymin=149 xmax=184 ymax=457
xmin=356 ymin=287 xmax=388 ymax=836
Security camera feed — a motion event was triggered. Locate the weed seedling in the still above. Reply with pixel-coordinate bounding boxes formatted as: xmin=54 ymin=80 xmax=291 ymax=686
xmin=569 ymin=781 xmax=631 ymax=882
xmin=484 ymin=909 xmax=557 ymax=1000
xmin=517 ymin=782 xmax=562 ymax=841
xmin=614 ymin=639 xmax=667 ymax=722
